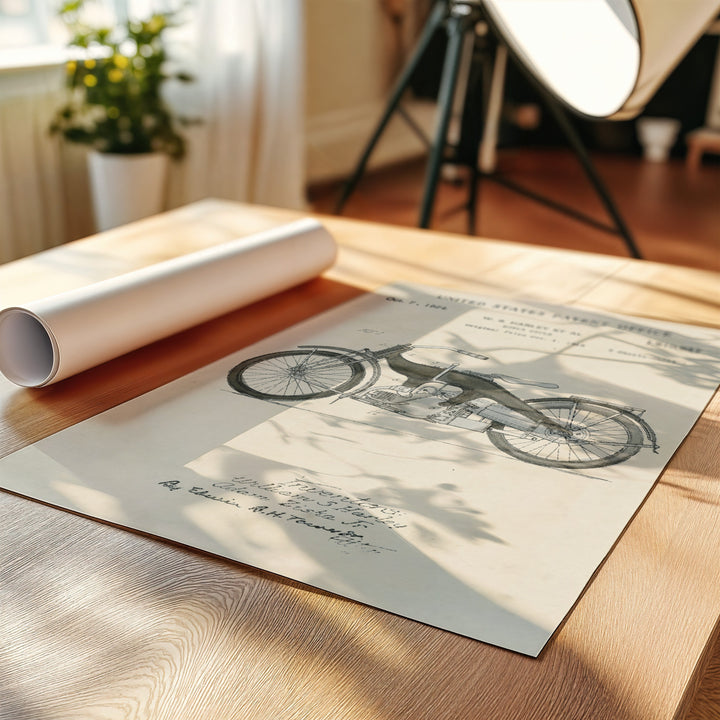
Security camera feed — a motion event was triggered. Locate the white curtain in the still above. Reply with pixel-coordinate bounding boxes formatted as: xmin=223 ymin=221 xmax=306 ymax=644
xmin=166 ymin=0 xmax=307 ymax=211
xmin=0 ymin=66 xmax=69 ymax=264
xmin=0 ymin=0 xmax=306 ymax=263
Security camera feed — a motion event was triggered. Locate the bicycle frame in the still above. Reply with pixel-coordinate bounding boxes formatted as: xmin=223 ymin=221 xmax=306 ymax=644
xmin=301 ymin=343 xmax=567 ymax=433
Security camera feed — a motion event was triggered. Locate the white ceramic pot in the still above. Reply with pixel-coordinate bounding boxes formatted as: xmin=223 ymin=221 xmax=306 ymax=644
xmin=87 ymin=151 xmax=169 ymax=231
xmin=636 ymin=117 xmax=681 ymax=163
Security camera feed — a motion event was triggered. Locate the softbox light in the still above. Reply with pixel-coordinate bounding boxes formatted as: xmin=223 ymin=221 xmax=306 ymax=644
xmin=483 ymin=0 xmax=720 ymax=119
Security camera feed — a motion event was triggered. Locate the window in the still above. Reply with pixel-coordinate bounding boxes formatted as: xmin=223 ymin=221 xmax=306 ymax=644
xmin=0 ymin=1 xmax=136 ymax=68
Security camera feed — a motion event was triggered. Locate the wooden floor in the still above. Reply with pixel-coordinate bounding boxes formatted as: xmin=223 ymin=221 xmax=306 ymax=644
xmin=310 ymin=148 xmax=720 ymax=272
xmin=311 ymin=147 xmax=720 ymax=720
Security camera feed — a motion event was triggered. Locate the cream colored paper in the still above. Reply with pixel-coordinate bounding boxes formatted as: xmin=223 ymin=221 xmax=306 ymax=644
xmin=0 ymin=219 xmax=336 ymax=387
xmin=0 ymin=285 xmax=718 ymax=656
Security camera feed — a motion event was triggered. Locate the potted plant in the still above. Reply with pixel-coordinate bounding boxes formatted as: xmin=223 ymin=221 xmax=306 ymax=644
xmin=50 ymin=0 xmax=193 ymax=231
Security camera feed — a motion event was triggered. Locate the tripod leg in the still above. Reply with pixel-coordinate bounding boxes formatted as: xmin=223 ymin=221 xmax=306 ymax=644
xmin=466 ymin=34 xmax=501 ymax=235
xmin=478 ymin=43 xmax=507 ymax=174
xmin=334 ymin=0 xmax=447 ymax=214
xmin=419 ymin=9 xmax=474 ymax=228
xmin=540 ymin=90 xmax=643 ymax=259
xmin=467 ymin=158 xmax=480 ymax=235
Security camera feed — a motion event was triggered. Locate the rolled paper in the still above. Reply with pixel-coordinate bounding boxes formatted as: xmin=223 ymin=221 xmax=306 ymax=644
xmin=0 ymin=218 xmax=337 ymax=388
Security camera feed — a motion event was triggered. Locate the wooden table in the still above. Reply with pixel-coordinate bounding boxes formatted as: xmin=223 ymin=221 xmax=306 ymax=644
xmin=1 ymin=199 xmax=719 ymax=720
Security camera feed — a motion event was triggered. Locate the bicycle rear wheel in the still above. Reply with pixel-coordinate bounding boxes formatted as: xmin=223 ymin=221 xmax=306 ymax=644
xmin=228 ymin=349 xmax=366 ymax=401
xmin=487 ymin=398 xmax=645 ymax=469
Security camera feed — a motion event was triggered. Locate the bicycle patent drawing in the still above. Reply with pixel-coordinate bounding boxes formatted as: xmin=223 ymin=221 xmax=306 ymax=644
xmin=227 ymin=344 xmax=658 ymax=470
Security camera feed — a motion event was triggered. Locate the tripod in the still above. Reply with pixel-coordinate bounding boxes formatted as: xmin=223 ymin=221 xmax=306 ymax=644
xmin=334 ymin=0 xmax=642 ymax=259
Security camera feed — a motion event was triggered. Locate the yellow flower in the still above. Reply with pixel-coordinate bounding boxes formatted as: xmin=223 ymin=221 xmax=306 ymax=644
xmin=66 ymin=60 xmax=77 ymax=73
xmin=83 ymin=75 xmax=98 ymax=87
xmin=108 ymin=68 xmax=124 ymax=83
xmin=84 ymin=59 xmax=96 ymax=69
xmin=147 ymin=16 xmax=164 ymax=33
xmin=113 ymin=55 xmax=129 ymax=69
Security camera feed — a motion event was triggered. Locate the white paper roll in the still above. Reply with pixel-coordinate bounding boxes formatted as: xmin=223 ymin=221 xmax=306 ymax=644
xmin=0 ymin=218 xmax=337 ymax=387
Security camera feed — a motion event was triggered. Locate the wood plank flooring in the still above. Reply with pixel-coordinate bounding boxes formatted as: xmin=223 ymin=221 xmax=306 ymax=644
xmin=309 ymin=148 xmax=720 ymax=272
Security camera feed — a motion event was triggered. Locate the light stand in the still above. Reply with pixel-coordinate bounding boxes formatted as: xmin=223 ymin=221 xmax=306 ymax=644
xmin=334 ymin=0 xmax=643 ymax=259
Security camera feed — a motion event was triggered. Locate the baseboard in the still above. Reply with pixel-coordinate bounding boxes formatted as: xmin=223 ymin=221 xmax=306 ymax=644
xmin=305 ymin=98 xmax=437 ymax=185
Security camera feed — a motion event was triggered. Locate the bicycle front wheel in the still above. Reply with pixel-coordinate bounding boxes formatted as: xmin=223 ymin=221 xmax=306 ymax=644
xmin=228 ymin=349 xmax=366 ymax=401
xmin=487 ymin=398 xmax=645 ymax=469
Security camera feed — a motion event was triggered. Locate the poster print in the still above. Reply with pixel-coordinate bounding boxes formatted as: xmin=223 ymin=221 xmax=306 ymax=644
xmin=1 ymin=284 xmax=718 ymax=656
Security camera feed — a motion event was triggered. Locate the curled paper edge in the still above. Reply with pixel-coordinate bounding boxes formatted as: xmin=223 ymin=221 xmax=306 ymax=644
xmin=0 ymin=308 xmax=60 ymax=387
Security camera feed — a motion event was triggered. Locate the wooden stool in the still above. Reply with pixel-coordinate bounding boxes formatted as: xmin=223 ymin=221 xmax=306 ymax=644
xmin=686 ymin=127 xmax=720 ymax=170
